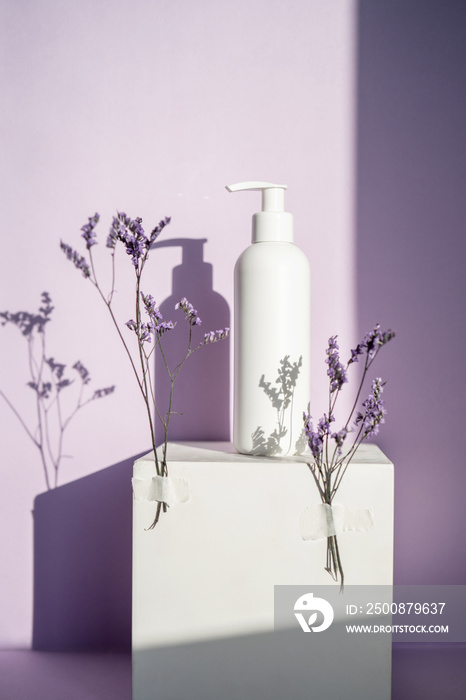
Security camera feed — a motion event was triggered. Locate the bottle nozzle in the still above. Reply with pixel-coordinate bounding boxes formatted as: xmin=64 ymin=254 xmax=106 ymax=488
xmin=226 ymin=181 xmax=293 ymax=243
xmin=225 ymin=182 xmax=287 ymax=213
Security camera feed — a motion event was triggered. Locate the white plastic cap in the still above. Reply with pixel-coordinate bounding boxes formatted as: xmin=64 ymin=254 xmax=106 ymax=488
xmin=226 ymin=181 xmax=294 ymax=243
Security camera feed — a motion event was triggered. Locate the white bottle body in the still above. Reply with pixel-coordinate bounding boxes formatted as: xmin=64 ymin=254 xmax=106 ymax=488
xmin=234 ymin=241 xmax=311 ymax=456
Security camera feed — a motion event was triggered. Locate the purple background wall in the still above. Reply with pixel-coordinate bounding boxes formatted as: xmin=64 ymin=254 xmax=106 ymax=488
xmin=0 ymin=0 xmax=357 ymax=649
xmin=1 ymin=0 xmax=465 ymax=655
xmin=356 ymin=0 xmax=466 ymax=585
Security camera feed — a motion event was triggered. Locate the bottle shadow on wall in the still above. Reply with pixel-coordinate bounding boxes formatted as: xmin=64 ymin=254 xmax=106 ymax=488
xmin=32 ymin=453 xmax=140 ymax=651
xmin=152 ymin=237 xmax=230 ymax=443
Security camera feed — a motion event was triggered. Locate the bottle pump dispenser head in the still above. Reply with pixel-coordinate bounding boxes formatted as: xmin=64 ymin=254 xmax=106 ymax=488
xmin=226 ymin=181 xmax=294 ymax=243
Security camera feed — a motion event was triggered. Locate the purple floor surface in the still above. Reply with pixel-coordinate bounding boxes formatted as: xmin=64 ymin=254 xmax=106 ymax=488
xmin=0 ymin=645 xmax=465 ymax=699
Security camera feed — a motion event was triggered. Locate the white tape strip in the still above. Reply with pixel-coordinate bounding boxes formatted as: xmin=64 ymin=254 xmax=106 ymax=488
xmin=132 ymin=475 xmax=190 ymax=507
xmin=300 ymin=503 xmax=374 ymax=541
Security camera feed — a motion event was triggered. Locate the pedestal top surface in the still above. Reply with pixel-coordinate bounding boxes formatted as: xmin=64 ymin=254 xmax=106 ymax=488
xmin=135 ymin=440 xmax=392 ymax=466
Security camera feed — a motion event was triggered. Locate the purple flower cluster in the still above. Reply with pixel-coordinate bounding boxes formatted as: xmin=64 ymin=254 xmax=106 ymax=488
xmin=80 ymin=213 xmax=100 ymax=250
xmin=303 ymin=324 xmax=394 ymax=463
xmin=355 ymin=377 xmax=386 ymax=437
xmin=126 ymin=292 xmax=175 ymax=344
xmin=106 ymin=213 xmax=145 ymax=266
xmin=175 ymin=297 xmax=202 ymax=326
xmin=149 ymin=218 xmax=171 ymax=245
xmin=141 ymin=293 xmax=163 ymax=323
xmin=304 ymin=411 xmax=350 ymax=459
xmin=303 ymin=411 xmax=335 ymax=461
xmin=106 ymin=212 xmax=170 ymax=267
xmin=302 ymin=325 xmax=393 ymax=589
xmin=332 ymin=427 xmax=348 ymax=452
xmin=203 ymin=328 xmax=230 ymax=344
xmin=349 ymin=324 xmax=395 ymax=364
xmin=60 ymin=241 xmax=91 ymax=278
xmin=326 ymin=336 xmax=348 ymax=393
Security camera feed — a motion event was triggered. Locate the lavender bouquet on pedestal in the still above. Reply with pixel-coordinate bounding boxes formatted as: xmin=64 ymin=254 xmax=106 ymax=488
xmin=303 ymin=324 xmax=395 ymax=589
xmin=61 ymin=213 xmax=228 ymax=527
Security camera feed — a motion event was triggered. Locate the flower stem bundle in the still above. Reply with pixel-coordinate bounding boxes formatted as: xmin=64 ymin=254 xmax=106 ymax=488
xmin=303 ymin=325 xmax=395 ymax=589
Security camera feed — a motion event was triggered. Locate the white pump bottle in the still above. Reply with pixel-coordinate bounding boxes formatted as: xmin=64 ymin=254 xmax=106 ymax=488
xmin=226 ymin=181 xmax=311 ymax=456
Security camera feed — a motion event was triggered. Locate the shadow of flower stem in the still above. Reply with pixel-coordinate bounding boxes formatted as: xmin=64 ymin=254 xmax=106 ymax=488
xmin=0 ymin=292 xmax=115 ymax=489
xmin=254 ymin=355 xmax=302 ymax=455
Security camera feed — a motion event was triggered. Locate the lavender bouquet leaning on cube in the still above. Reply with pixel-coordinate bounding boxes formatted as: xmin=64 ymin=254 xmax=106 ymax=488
xmin=61 ymin=212 xmax=229 ymax=528
xmin=303 ymin=325 xmax=395 ymax=589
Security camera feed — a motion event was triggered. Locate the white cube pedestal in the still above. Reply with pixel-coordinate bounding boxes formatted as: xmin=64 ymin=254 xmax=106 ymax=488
xmin=132 ymin=441 xmax=394 ymax=700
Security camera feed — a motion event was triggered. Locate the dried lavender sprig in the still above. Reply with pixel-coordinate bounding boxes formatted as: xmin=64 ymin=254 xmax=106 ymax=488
xmin=203 ymin=328 xmax=230 ymax=344
xmin=355 ymin=377 xmax=386 ymax=438
xmin=81 ymin=213 xmax=100 ymax=249
xmin=60 ymin=242 xmax=91 ymax=278
xmin=326 ymin=336 xmax=348 ymax=393
xmin=175 ymin=297 xmax=202 ymax=327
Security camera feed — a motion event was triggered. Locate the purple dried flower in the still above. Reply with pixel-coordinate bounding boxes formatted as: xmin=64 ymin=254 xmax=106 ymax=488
xmin=303 ymin=411 xmax=334 ymax=461
xmin=348 ymin=343 xmax=364 ymax=364
xmin=106 ymin=232 xmax=117 ymax=249
xmin=331 ymin=427 xmax=349 ymax=456
xmin=107 ymin=212 xmax=150 ymax=266
xmin=139 ymin=323 xmax=153 ymax=343
xmin=141 ymin=293 xmax=163 ymax=323
xmin=348 ymin=325 xmax=395 ymax=365
xmin=80 ymin=213 xmax=100 ymax=249
xmin=125 ymin=234 xmax=146 ymax=267
xmin=126 ymin=320 xmax=152 ymax=344
xmin=303 ymin=413 xmax=323 ymax=460
xmin=363 ymin=324 xmax=395 ymax=360
xmin=364 ymin=324 xmax=384 ymax=359
xmin=355 ymin=377 xmax=386 ymax=437
xmin=149 ymin=217 xmax=171 ymax=245
xmin=203 ymin=328 xmax=230 ymax=344
xmin=60 ymin=241 xmax=91 ymax=278
xmin=318 ymin=412 xmax=334 ymax=434
xmin=126 ymin=300 xmax=175 ymax=343
xmin=140 ymin=293 xmax=175 ymax=340
xmin=175 ymin=297 xmax=202 ymax=326
xmin=154 ymin=320 xmax=175 ymax=338
xmin=325 ymin=335 xmax=348 ymax=393
xmin=106 ymin=215 xmax=120 ymax=249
